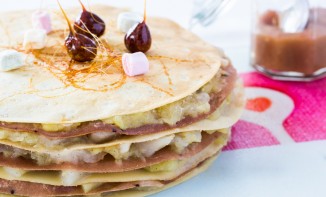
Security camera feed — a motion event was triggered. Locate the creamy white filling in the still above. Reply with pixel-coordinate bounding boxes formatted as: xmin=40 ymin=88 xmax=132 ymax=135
xmin=0 ymin=130 xmax=210 ymax=165
xmin=0 ymin=135 xmax=225 ymax=188
xmin=3 ymin=167 xmax=26 ymax=178
xmin=135 ymin=135 xmax=175 ymax=157
xmin=61 ymin=171 xmax=85 ymax=186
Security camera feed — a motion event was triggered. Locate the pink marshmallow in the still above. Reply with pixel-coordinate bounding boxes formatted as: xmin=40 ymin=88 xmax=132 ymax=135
xmin=32 ymin=11 xmax=52 ymax=34
xmin=122 ymin=52 xmax=149 ymax=77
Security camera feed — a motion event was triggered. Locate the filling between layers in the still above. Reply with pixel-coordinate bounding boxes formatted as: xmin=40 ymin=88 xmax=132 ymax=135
xmin=0 ymin=129 xmax=228 ymax=165
xmin=0 ymin=135 xmax=224 ymax=192
xmin=0 ymin=90 xmax=235 ymax=150
xmin=0 ymin=63 xmax=236 ymax=138
xmin=0 ymin=154 xmax=218 ymax=197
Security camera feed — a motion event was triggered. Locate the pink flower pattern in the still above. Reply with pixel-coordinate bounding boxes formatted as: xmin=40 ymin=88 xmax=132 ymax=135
xmin=226 ymin=72 xmax=326 ymax=151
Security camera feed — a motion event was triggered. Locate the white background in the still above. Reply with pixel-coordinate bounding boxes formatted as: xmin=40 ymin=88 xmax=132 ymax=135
xmin=1 ymin=1 xmax=326 ymax=197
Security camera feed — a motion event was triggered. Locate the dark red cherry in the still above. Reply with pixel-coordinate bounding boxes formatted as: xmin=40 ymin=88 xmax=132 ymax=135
xmin=65 ymin=33 xmax=97 ymax=62
xmin=74 ymin=0 xmax=105 ymax=38
xmin=124 ymin=21 xmax=152 ymax=53
xmin=58 ymin=0 xmax=97 ymax=62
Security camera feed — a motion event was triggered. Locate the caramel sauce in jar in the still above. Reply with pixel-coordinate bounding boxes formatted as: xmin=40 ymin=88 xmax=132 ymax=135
xmin=252 ymin=8 xmax=326 ymax=81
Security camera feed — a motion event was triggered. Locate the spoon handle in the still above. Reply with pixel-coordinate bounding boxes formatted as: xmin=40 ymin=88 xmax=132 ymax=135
xmin=280 ymin=0 xmax=310 ymax=33
xmin=189 ymin=0 xmax=235 ymax=29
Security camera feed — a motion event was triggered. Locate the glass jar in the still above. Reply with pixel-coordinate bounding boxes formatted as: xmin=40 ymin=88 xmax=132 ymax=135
xmin=251 ymin=0 xmax=326 ymax=81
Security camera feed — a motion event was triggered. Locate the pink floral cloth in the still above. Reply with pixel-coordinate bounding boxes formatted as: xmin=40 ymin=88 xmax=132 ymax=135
xmin=225 ymin=72 xmax=326 ymax=151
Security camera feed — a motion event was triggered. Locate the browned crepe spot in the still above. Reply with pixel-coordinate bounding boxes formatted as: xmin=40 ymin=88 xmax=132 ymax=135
xmin=0 ymin=132 xmax=222 ymax=172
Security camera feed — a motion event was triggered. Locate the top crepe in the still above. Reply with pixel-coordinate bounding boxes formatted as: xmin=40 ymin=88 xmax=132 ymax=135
xmin=0 ymin=5 xmax=223 ymax=123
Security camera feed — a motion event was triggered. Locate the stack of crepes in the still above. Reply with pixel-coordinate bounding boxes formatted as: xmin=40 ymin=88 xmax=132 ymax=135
xmin=0 ymin=5 xmax=244 ymax=197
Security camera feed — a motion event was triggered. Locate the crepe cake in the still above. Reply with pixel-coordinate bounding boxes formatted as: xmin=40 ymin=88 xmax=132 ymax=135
xmin=0 ymin=5 xmax=244 ymax=197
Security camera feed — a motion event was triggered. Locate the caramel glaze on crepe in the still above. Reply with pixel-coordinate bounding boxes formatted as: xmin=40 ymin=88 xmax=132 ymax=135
xmin=0 ymin=132 xmax=221 ymax=172
xmin=0 ymin=64 xmax=236 ymax=139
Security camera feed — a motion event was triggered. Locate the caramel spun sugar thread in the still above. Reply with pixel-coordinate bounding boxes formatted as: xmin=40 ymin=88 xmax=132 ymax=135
xmin=0 ymin=8 xmax=209 ymax=95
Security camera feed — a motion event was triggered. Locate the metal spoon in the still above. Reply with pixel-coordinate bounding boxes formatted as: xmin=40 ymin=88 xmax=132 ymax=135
xmin=189 ymin=0 xmax=236 ymax=29
xmin=190 ymin=0 xmax=309 ymax=33
xmin=280 ymin=0 xmax=310 ymax=33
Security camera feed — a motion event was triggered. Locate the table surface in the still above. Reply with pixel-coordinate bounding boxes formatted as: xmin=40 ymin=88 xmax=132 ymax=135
xmin=1 ymin=1 xmax=326 ymax=197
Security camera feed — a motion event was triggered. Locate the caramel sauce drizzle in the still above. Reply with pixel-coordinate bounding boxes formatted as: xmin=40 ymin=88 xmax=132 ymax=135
xmin=0 ymin=9 xmax=211 ymax=98
xmin=140 ymin=81 xmax=173 ymax=96
xmin=144 ymin=0 xmax=147 ymax=22
xmin=148 ymin=55 xmax=206 ymax=64
xmin=31 ymin=34 xmax=127 ymax=92
xmin=161 ymin=60 xmax=172 ymax=86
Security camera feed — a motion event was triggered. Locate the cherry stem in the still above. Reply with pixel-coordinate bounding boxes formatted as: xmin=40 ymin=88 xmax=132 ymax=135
xmin=78 ymin=0 xmax=87 ymax=12
xmin=57 ymin=0 xmax=75 ymax=36
xmin=144 ymin=0 xmax=147 ymax=22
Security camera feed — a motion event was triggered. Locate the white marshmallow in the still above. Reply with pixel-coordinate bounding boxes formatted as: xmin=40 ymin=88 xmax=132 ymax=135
xmin=122 ymin=52 xmax=150 ymax=77
xmin=0 ymin=50 xmax=24 ymax=72
xmin=23 ymin=29 xmax=47 ymax=50
xmin=32 ymin=10 xmax=52 ymax=34
xmin=117 ymin=12 xmax=143 ymax=33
